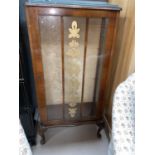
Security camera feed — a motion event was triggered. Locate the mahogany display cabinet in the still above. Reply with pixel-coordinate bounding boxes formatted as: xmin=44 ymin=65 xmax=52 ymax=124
xmin=25 ymin=0 xmax=121 ymax=144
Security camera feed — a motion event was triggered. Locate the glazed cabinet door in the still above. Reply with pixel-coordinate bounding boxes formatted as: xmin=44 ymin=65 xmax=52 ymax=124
xmin=26 ymin=6 xmax=119 ymax=125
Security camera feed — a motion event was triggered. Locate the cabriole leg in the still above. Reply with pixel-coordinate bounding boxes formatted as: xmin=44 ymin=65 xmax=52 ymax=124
xmin=38 ymin=122 xmax=46 ymax=144
xmin=96 ymin=121 xmax=105 ymax=138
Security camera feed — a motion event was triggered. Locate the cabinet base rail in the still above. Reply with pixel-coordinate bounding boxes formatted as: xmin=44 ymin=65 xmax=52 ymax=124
xmin=38 ymin=119 xmax=106 ymax=144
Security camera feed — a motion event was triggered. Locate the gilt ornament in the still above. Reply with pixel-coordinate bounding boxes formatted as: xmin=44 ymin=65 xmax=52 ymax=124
xmin=68 ymin=108 xmax=77 ymax=118
xmin=66 ymin=20 xmax=81 ymax=118
xmin=68 ymin=21 xmax=80 ymax=39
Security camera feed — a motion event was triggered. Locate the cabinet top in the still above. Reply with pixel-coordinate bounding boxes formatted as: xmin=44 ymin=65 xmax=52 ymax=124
xmin=26 ymin=0 xmax=121 ymax=11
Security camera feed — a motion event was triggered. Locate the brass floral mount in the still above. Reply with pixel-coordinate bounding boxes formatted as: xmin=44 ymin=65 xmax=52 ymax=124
xmin=67 ymin=20 xmax=81 ymax=118
xmin=68 ymin=21 xmax=80 ymax=39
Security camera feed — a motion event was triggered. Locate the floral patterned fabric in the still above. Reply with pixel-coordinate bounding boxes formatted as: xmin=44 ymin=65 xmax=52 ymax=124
xmin=19 ymin=120 xmax=32 ymax=155
xmin=108 ymin=73 xmax=135 ymax=155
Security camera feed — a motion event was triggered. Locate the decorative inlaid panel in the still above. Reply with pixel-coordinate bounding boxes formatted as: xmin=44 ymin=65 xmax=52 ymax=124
xmin=64 ymin=17 xmax=85 ymax=118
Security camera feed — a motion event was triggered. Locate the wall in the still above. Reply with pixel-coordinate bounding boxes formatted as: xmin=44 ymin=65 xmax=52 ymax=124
xmin=104 ymin=0 xmax=135 ymax=129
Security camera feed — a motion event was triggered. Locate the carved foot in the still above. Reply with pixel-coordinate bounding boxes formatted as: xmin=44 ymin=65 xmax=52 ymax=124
xmin=38 ymin=122 xmax=46 ymax=145
xmin=96 ymin=121 xmax=105 ymax=138
xmin=40 ymin=135 xmax=45 ymax=145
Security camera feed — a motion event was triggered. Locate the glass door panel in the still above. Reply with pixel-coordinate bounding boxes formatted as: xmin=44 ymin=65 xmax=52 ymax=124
xmin=39 ymin=16 xmax=63 ymax=120
xmin=39 ymin=15 xmax=107 ymax=121
xmin=64 ymin=17 xmax=86 ymax=120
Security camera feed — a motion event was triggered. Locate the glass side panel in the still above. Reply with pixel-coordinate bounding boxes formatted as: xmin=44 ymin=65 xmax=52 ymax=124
xmin=39 ymin=16 xmax=63 ymax=120
xmin=81 ymin=18 xmax=108 ymax=118
xmin=64 ymin=17 xmax=86 ymax=120
xmin=82 ymin=18 xmax=102 ymax=117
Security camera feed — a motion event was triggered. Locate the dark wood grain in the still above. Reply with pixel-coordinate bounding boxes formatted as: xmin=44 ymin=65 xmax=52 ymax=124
xmin=26 ymin=6 xmax=119 ymax=18
xmin=44 ymin=118 xmax=98 ymax=127
xmin=25 ymin=7 xmax=48 ymax=123
xmin=61 ymin=17 xmax=65 ymax=120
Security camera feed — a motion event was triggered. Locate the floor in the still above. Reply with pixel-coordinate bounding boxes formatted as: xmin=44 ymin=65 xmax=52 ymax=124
xmin=32 ymin=124 xmax=109 ymax=155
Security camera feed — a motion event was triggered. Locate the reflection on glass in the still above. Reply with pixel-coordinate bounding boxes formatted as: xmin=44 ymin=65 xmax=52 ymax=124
xmin=39 ymin=15 xmax=107 ymax=120
xmin=39 ymin=16 xmax=63 ymax=120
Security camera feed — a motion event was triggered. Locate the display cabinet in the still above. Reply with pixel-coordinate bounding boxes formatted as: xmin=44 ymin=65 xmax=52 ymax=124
xmin=26 ymin=0 xmax=121 ymax=144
